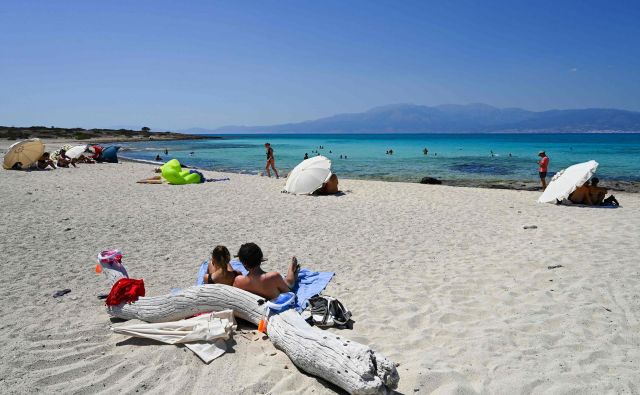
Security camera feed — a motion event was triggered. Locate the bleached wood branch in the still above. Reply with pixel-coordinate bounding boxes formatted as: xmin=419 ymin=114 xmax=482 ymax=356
xmin=102 ymin=266 xmax=399 ymax=394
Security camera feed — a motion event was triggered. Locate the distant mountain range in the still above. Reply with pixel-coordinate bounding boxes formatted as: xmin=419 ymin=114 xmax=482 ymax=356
xmin=195 ymin=103 xmax=640 ymax=134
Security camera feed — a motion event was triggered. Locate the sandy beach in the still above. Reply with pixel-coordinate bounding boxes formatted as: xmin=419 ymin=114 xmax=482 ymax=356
xmin=1 ymin=140 xmax=639 ymax=394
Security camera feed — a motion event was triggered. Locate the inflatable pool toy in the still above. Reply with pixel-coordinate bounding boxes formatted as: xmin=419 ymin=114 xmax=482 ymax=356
xmin=160 ymin=159 xmax=202 ymax=184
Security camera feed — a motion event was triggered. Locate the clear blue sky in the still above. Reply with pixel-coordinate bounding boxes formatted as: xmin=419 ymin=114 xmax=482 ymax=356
xmin=2 ymin=0 xmax=639 ymax=130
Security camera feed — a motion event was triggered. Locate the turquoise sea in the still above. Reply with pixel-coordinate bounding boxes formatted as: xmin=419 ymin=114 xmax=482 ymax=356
xmin=120 ymin=133 xmax=640 ymax=183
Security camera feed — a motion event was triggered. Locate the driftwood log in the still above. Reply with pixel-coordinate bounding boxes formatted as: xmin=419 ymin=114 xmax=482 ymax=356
xmin=103 ymin=265 xmax=399 ymax=394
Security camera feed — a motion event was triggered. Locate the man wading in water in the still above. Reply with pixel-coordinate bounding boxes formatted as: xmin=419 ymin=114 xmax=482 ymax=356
xmin=264 ymin=143 xmax=279 ymax=178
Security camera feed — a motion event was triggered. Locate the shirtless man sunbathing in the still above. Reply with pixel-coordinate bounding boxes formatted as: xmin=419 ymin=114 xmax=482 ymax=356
xmin=233 ymin=242 xmax=299 ymax=300
xmin=314 ymin=173 xmax=339 ymax=195
xmin=569 ymin=182 xmax=593 ymax=205
xmin=589 ymin=177 xmax=620 ymax=206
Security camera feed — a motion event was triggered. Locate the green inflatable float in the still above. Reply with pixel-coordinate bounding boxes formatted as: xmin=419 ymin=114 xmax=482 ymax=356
xmin=160 ymin=159 xmax=203 ymax=184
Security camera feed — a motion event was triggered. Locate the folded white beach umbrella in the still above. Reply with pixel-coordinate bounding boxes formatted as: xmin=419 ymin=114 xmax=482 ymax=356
xmin=284 ymin=155 xmax=332 ymax=195
xmin=111 ymin=310 xmax=236 ymax=363
xmin=2 ymin=138 xmax=45 ymax=169
xmin=538 ymin=160 xmax=599 ymax=203
xmin=65 ymin=145 xmax=89 ymax=159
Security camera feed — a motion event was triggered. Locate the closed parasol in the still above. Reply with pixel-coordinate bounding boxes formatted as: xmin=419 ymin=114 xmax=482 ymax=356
xmin=538 ymin=160 xmax=599 ymax=203
xmin=111 ymin=310 xmax=236 ymax=363
xmin=3 ymin=138 xmax=45 ymax=169
xmin=284 ymin=155 xmax=332 ymax=194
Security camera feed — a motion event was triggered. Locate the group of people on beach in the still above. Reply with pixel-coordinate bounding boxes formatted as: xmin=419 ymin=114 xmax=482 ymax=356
xmin=266 ymin=143 xmax=340 ymax=194
xmin=11 ymin=148 xmax=94 ymax=171
xmin=568 ymin=177 xmax=619 ymax=206
xmin=204 ymin=243 xmax=299 ymax=300
xmin=537 ymin=150 xmax=619 ymax=206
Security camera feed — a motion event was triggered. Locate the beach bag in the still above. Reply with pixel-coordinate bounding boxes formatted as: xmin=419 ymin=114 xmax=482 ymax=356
xmin=305 ymin=295 xmax=352 ymax=327
xmin=105 ymin=278 xmax=145 ymax=306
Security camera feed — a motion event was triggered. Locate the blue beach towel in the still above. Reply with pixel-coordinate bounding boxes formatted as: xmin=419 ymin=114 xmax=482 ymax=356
xmin=196 ymin=260 xmax=334 ymax=312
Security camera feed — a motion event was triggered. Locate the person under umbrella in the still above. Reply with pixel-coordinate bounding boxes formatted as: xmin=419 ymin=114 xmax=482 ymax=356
xmin=2 ymin=138 xmax=45 ymax=170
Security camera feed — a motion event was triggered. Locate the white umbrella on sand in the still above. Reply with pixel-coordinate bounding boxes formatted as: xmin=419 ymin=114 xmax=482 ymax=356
xmin=3 ymin=138 xmax=45 ymax=169
xmin=538 ymin=160 xmax=599 ymax=203
xmin=65 ymin=145 xmax=89 ymax=159
xmin=284 ymin=155 xmax=332 ymax=195
xmin=111 ymin=310 xmax=236 ymax=363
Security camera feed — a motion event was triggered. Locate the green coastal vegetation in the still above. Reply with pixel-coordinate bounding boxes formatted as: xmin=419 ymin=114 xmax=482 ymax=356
xmin=0 ymin=126 xmax=210 ymax=142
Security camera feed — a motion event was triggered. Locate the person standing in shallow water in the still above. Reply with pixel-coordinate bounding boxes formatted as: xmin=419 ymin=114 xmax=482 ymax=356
xmin=537 ymin=151 xmax=549 ymax=190
xmin=264 ymin=143 xmax=279 ymax=178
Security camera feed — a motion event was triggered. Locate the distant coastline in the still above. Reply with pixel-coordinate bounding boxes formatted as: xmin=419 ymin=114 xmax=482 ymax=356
xmin=0 ymin=126 xmax=217 ymax=143
xmin=209 ymin=103 xmax=640 ymax=134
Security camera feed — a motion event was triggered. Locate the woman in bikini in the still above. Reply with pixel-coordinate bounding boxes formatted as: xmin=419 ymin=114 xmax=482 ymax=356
xmin=264 ymin=143 xmax=279 ymax=178
xmin=204 ymin=245 xmax=240 ymax=286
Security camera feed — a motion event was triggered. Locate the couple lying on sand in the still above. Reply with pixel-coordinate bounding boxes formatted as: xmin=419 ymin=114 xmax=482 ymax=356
xmin=569 ymin=177 xmax=619 ymax=206
xmin=205 ymin=242 xmax=300 ymax=300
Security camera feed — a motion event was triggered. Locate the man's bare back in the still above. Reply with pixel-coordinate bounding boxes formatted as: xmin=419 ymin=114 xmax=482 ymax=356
xmin=233 ymin=271 xmax=290 ymax=300
xmin=569 ymin=184 xmax=593 ymax=205
xmin=233 ymin=243 xmax=299 ymax=300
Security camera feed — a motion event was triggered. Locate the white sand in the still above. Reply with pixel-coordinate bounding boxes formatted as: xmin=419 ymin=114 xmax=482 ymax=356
xmin=1 ymin=141 xmax=639 ymax=394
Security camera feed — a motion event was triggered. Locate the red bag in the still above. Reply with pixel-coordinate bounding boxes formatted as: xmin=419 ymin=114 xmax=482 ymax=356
xmin=106 ymin=278 xmax=145 ymax=306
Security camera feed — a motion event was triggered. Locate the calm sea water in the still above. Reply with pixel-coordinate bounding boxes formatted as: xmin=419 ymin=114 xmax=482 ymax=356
xmin=120 ymin=133 xmax=640 ymax=182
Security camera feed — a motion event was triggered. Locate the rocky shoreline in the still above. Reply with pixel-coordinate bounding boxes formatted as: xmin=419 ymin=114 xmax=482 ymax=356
xmin=428 ymin=178 xmax=640 ymax=193
xmin=116 ymin=154 xmax=640 ymax=194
